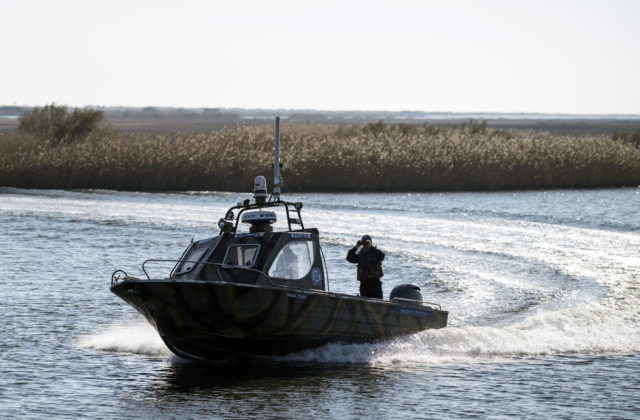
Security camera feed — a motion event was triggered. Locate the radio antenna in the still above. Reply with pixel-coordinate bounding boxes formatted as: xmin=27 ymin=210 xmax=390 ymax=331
xmin=273 ymin=116 xmax=282 ymax=201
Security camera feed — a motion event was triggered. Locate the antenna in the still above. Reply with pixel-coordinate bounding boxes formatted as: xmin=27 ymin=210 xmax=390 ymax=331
xmin=273 ymin=116 xmax=282 ymax=201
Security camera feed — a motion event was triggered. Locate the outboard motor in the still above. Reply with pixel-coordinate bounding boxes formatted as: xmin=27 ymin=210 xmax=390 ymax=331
xmin=390 ymin=283 xmax=423 ymax=304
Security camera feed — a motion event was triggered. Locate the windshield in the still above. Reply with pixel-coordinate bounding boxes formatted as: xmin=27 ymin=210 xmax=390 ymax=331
xmin=268 ymin=241 xmax=315 ymax=280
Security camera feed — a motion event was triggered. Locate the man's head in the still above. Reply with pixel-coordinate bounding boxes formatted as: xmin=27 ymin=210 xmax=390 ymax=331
xmin=361 ymin=235 xmax=372 ymax=248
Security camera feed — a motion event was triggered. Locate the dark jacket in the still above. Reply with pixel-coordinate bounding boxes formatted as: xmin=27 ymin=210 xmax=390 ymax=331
xmin=346 ymin=246 xmax=385 ymax=281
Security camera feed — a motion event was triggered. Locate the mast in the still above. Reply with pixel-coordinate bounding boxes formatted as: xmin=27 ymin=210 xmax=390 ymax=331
xmin=273 ymin=116 xmax=282 ymax=201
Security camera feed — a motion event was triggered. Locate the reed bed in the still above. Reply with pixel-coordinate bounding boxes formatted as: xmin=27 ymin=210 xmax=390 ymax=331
xmin=0 ymin=123 xmax=639 ymax=191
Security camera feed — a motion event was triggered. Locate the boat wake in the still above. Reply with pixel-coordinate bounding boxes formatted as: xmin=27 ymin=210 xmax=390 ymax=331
xmin=80 ymin=297 xmax=639 ymax=365
xmin=277 ymin=301 xmax=640 ymax=365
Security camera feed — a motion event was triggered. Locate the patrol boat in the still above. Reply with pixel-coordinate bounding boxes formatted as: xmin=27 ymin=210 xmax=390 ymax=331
xmin=110 ymin=118 xmax=448 ymax=360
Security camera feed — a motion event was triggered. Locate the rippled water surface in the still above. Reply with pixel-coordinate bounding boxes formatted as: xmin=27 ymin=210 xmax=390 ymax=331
xmin=1 ymin=187 xmax=639 ymax=418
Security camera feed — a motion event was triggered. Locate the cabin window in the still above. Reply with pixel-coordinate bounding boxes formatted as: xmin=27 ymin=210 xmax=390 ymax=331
xmin=268 ymin=241 xmax=315 ymax=280
xmin=223 ymin=244 xmax=260 ymax=267
xmin=175 ymin=245 xmax=209 ymax=275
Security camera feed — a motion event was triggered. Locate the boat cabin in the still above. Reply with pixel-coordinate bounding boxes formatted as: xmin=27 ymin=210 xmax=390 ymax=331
xmin=170 ymin=193 xmax=326 ymax=291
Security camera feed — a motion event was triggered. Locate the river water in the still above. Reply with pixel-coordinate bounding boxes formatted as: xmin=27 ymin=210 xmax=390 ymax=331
xmin=1 ymin=187 xmax=639 ymax=418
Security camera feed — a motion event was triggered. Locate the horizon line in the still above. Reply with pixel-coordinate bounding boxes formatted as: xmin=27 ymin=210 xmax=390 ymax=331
xmin=1 ymin=104 xmax=639 ymax=118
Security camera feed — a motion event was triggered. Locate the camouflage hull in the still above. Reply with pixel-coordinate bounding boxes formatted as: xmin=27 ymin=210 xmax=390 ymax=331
xmin=110 ymin=279 xmax=448 ymax=360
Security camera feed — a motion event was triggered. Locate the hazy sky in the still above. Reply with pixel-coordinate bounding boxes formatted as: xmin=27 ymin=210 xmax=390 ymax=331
xmin=3 ymin=0 xmax=639 ymax=114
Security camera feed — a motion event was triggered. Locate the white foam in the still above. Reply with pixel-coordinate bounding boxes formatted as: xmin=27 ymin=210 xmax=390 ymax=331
xmin=77 ymin=320 xmax=172 ymax=357
xmin=277 ymin=302 xmax=640 ymax=366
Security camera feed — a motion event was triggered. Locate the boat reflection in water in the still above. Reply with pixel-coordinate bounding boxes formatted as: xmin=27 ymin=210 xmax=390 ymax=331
xmin=110 ymin=118 xmax=448 ymax=361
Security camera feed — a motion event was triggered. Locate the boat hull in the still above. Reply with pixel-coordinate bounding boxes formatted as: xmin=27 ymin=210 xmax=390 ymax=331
xmin=111 ymin=279 xmax=448 ymax=360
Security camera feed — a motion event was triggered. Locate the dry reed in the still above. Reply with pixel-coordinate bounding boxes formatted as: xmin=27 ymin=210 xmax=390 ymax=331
xmin=0 ymin=123 xmax=639 ymax=191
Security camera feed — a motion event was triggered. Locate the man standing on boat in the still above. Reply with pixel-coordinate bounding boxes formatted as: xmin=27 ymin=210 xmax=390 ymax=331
xmin=347 ymin=235 xmax=385 ymax=299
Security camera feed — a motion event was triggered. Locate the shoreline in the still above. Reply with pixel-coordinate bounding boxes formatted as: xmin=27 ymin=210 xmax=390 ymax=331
xmin=1 ymin=185 xmax=639 ymax=196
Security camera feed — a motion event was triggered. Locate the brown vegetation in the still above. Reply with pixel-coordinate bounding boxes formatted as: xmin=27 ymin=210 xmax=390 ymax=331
xmin=0 ymin=121 xmax=639 ymax=191
xmin=18 ymin=104 xmax=106 ymax=144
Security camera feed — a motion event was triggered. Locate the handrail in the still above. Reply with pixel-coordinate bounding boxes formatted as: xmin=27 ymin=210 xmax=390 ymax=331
xmin=111 ymin=268 xmax=445 ymax=312
xmin=224 ymin=199 xmax=304 ymax=234
xmin=111 ymin=269 xmax=129 ymax=286
xmin=390 ymin=297 xmax=441 ymax=310
xmin=141 ymin=258 xmax=274 ymax=286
